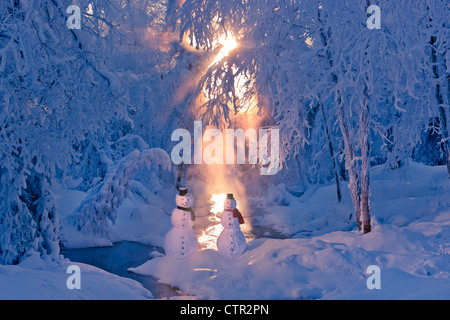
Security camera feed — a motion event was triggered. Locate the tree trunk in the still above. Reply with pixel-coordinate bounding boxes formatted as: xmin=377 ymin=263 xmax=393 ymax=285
xmin=176 ymin=163 xmax=184 ymax=189
xmin=317 ymin=14 xmax=342 ymax=202
xmin=438 ymin=105 xmax=450 ymax=176
xmin=447 ymin=73 xmax=450 ymax=176
xmin=319 ymin=8 xmax=369 ymax=229
xmin=360 ymin=101 xmax=371 ymax=234
xmin=320 ymin=103 xmax=342 ymax=202
xmin=337 ymin=99 xmax=362 ymax=231
xmin=430 ymin=36 xmax=450 ymax=177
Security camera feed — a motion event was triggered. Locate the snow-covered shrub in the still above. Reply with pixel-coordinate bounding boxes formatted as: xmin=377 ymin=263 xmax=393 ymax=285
xmin=69 ymin=149 xmax=171 ymax=239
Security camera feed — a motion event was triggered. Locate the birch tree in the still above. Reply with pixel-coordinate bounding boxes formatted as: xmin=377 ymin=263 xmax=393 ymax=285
xmin=174 ymin=0 xmax=444 ymax=233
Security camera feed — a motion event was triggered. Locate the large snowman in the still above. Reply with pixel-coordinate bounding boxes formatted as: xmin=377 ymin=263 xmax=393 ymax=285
xmin=217 ymin=193 xmax=246 ymax=258
xmin=163 ymin=187 xmax=198 ymax=258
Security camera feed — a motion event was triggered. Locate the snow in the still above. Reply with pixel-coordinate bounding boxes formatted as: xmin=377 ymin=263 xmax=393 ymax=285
xmin=0 ymin=252 xmax=152 ymax=300
xmin=128 ymin=162 xmax=450 ymax=299
xmin=58 ymin=179 xmax=173 ymax=249
xmin=66 ymin=148 xmax=171 ymax=244
xmin=254 ymin=161 xmax=449 ymax=237
xmin=130 ymin=221 xmax=450 ymax=300
xmin=1 ymin=161 xmax=449 ymax=299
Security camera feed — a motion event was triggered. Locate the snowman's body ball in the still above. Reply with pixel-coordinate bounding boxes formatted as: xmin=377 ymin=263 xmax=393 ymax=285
xmin=170 ymin=208 xmax=194 ymax=229
xmin=220 ymin=210 xmax=241 ymax=229
xmin=164 ymin=227 xmax=198 ymax=258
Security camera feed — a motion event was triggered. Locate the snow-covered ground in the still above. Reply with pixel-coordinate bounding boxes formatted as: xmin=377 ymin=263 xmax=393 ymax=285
xmin=1 ymin=161 xmax=448 ymax=299
xmin=129 ymin=161 xmax=449 ymax=299
xmin=0 ymin=252 xmax=152 ymax=299
xmin=130 ymin=223 xmax=450 ymax=299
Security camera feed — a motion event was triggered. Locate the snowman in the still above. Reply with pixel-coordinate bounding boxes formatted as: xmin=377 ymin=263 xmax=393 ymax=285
xmin=163 ymin=187 xmax=198 ymax=258
xmin=216 ymin=193 xmax=246 ymax=258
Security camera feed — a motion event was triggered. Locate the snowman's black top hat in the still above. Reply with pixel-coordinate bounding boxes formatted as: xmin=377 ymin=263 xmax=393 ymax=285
xmin=226 ymin=193 xmax=234 ymax=199
xmin=178 ymin=187 xmax=189 ymax=196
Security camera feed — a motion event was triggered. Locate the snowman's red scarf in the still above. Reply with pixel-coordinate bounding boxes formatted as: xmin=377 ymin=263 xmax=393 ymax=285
xmin=224 ymin=208 xmax=245 ymax=225
xmin=176 ymin=206 xmax=196 ymax=221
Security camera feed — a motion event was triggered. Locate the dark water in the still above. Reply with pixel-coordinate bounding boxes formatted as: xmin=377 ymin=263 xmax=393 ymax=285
xmin=61 ymin=241 xmax=181 ymax=299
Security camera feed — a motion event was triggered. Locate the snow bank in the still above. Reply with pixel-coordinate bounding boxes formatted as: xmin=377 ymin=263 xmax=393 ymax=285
xmin=254 ymin=161 xmax=449 ymax=237
xmin=0 ymin=253 xmax=153 ymax=300
xmin=252 ymin=182 xmax=355 ymax=237
xmin=130 ymin=220 xmax=450 ymax=299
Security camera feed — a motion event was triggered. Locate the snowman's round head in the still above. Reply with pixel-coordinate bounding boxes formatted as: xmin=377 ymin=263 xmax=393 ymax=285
xmin=224 ymin=193 xmax=237 ymax=210
xmin=176 ymin=187 xmax=193 ymax=208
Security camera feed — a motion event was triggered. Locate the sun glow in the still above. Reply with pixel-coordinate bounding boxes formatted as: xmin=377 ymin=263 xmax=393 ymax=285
xmin=206 ymin=34 xmax=259 ymax=120
xmin=197 ymin=193 xmax=226 ymax=250
xmin=210 ymin=193 xmax=228 ymax=214
xmin=210 ymin=35 xmax=238 ymax=67
xmin=191 ymin=33 xmax=259 ymax=251
xmin=198 ymin=192 xmax=246 ymax=250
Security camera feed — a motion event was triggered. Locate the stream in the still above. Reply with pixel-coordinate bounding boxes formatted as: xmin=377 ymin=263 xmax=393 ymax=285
xmin=61 ymin=241 xmax=182 ymax=299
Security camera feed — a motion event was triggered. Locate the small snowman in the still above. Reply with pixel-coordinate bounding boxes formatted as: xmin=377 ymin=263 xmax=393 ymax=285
xmin=216 ymin=193 xmax=246 ymax=258
xmin=163 ymin=187 xmax=198 ymax=258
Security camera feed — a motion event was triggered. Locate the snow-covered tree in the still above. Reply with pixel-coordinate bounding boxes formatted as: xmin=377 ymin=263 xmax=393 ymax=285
xmin=0 ymin=0 xmax=176 ymax=263
xmin=173 ymin=0 xmax=446 ymax=233
xmin=422 ymin=0 xmax=450 ymax=176
xmin=69 ymin=148 xmax=171 ymax=240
